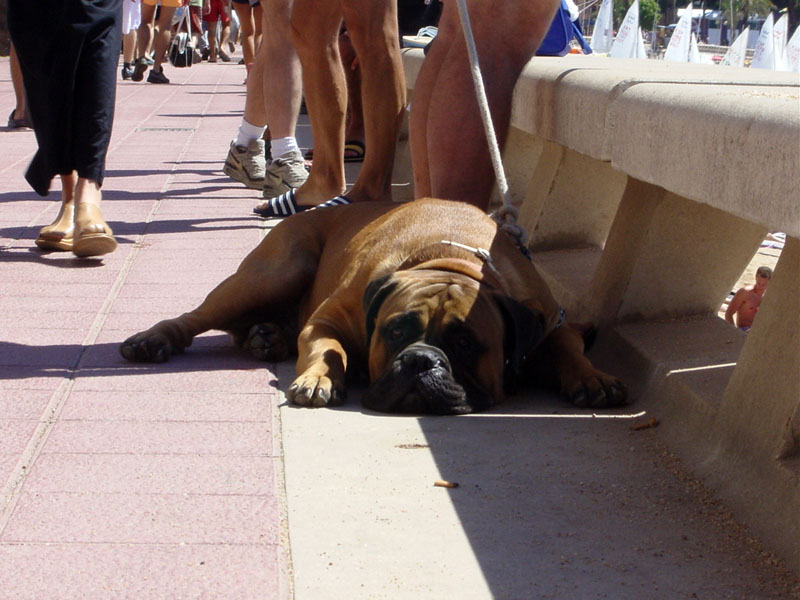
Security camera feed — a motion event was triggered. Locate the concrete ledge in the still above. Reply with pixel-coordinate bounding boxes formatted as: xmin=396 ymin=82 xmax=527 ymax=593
xmin=400 ymin=48 xmax=800 ymax=572
xmin=402 ymin=50 xmax=800 ymax=237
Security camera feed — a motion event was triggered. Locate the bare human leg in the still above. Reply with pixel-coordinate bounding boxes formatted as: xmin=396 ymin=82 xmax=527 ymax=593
xmin=288 ymin=0 xmax=346 ymax=207
xmin=409 ymin=0 xmax=559 ymax=211
xmin=232 ymin=1 xmax=257 ymax=67
xmin=341 ymin=0 xmax=405 ymax=203
xmin=9 ymin=43 xmax=28 ymax=125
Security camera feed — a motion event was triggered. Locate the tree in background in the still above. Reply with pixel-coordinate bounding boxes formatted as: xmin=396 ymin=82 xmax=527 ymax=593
xmin=612 ymin=0 xmax=662 ymax=29
xmin=725 ymin=0 xmax=777 ymax=32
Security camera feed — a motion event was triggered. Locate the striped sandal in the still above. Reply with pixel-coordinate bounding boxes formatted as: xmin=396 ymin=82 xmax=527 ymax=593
xmin=253 ymin=188 xmax=310 ymax=218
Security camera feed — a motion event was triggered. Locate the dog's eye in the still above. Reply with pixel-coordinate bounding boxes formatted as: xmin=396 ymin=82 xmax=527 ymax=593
xmin=445 ymin=327 xmax=485 ymax=361
xmin=382 ymin=313 xmax=422 ymax=348
xmin=455 ymin=335 xmax=472 ymax=350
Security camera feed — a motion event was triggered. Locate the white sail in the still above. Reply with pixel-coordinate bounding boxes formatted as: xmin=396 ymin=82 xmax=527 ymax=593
xmin=591 ymin=0 xmax=615 ymax=53
xmin=635 ymin=26 xmax=647 ymax=58
xmin=720 ymin=26 xmax=749 ymax=67
xmin=785 ymin=25 xmax=800 ymax=72
xmin=751 ymin=13 xmax=775 ymax=69
xmin=773 ymin=13 xmax=789 ymax=70
xmin=609 ymin=0 xmax=639 ymax=58
xmin=664 ymin=3 xmax=693 ymax=62
xmin=689 ymin=32 xmax=702 ymax=62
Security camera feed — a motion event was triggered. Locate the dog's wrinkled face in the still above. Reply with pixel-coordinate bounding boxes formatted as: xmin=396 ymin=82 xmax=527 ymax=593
xmin=361 ymin=270 xmax=545 ymax=415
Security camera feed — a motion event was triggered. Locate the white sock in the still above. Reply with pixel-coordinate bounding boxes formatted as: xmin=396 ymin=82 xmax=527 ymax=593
xmin=270 ymin=137 xmax=299 ymax=158
xmin=235 ymin=119 xmax=267 ymax=147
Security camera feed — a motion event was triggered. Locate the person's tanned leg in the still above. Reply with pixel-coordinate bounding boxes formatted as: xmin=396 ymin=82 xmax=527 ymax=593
xmin=287 ymin=0 xmax=345 ymax=206
xmin=341 ymin=0 xmax=405 ymax=203
xmin=261 ymin=0 xmax=302 ymax=141
xmin=410 ymin=0 xmax=559 ymax=210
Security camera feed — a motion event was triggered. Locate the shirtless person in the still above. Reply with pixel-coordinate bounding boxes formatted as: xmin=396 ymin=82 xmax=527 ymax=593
xmin=725 ymin=266 xmax=772 ymax=331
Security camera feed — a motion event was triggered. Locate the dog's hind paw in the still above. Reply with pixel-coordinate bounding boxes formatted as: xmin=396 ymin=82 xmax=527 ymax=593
xmin=287 ymin=374 xmax=346 ymax=408
xmin=243 ymin=323 xmax=289 ymax=361
xmin=562 ymin=372 xmax=629 ymax=409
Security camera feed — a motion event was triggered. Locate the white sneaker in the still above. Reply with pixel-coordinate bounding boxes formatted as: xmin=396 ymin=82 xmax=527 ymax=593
xmin=223 ymin=139 xmax=267 ymax=189
xmin=262 ymin=150 xmax=309 ymax=198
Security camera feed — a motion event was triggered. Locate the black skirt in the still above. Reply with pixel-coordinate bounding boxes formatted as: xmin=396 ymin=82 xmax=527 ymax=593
xmin=9 ymin=0 xmax=122 ymax=196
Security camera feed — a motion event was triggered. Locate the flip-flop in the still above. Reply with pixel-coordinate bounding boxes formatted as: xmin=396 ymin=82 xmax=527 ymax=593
xmin=253 ymin=188 xmax=312 ymax=218
xmin=310 ymin=195 xmax=352 ymax=211
xmin=343 ymin=141 xmax=365 ymax=163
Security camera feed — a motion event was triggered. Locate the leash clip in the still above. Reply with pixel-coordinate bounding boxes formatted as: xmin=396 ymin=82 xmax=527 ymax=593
xmin=440 ymin=240 xmax=500 ymax=275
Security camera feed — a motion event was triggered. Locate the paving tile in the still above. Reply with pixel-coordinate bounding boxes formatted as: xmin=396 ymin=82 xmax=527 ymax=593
xmin=59 ymin=389 xmax=272 ymax=422
xmin=0 ymin=369 xmax=67 ymax=390
xmin=43 ymin=420 xmax=274 ymax=456
xmin=0 ymin=260 xmax=122 ymax=284
xmin=0 ymin=455 xmax=22 ymax=489
xmin=112 ymin=281 xmax=215 ymax=300
xmin=0 ymin=391 xmax=52 ymax=421
xmin=23 ymin=453 xmax=276 ymax=495
xmin=0 ymin=310 xmax=99 ymax=330
xmin=2 ymin=493 xmax=279 ymax=544
xmin=0 ymin=542 xmax=284 ymax=600
xmin=0 ymin=282 xmax=113 ymax=300
xmin=0 ymin=334 xmax=87 ymax=368
xmin=67 ymin=365 xmax=275 ymax=393
xmin=0 ymin=57 xmax=289 ymax=599
xmin=0 ymin=420 xmax=37 ymax=455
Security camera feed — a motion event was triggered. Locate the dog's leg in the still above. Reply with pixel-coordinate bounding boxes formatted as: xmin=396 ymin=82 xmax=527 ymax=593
xmin=544 ymin=325 xmax=628 ymax=408
xmin=286 ymin=316 xmax=348 ymax=408
xmin=232 ymin=322 xmax=294 ymax=362
xmin=120 ymin=224 xmax=319 ymax=363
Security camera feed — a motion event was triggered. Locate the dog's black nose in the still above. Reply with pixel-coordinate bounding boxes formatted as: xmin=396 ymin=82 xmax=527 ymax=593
xmin=397 ymin=343 xmax=451 ymax=374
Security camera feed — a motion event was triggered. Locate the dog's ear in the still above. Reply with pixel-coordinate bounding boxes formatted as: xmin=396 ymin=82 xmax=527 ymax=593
xmin=493 ymin=294 xmax=547 ymax=385
xmin=363 ymin=275 xmax=398 ymax=344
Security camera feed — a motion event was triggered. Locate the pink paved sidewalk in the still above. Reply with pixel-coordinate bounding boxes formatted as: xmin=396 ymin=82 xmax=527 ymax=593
xmin=1 ymin=57 xmax=292 ymax=597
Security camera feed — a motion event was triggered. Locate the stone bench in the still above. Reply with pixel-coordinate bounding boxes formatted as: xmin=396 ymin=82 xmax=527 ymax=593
xmin=396 ymin=49 xmax=800 ymax=571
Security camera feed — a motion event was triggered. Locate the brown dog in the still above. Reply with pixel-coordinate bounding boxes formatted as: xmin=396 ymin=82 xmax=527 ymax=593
xmin=120 ymin=199 xmax=627 ymax=414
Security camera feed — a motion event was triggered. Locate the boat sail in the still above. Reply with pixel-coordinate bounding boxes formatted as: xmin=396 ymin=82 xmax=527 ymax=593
xmin=664 ymin=3 xmax=693 ymax=62
xmin=773 ymin=13 xmax=789 ymax=70
xmin=751 ymin=13 xmax=776 ymax=69
xmin=636 ymin=26 xmax=647 ymax=58
xmin=609 ymin=0 xmax=640 ymax=58
xmin=689 ymin=32 xmax=702 ymax=63
xmin=719 ymin=26 xmax=750 ymax=67
xmin=591 ymin=0 xmax=615 ymax=53
xmin=785 ymin=25 xmax=800 ymax=72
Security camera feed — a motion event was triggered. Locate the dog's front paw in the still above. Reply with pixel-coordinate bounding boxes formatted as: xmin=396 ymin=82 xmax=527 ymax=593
xmin=562 ymin=371 xmax=629 ymax=408
xmin=119 ymin=329 xmax=180 ymax=363
xmin=287 ymin=373 xmax=346 ymax=408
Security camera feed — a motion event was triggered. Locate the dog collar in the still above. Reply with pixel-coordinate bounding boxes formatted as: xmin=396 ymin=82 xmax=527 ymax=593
xmin=440 ymin=240 xmax=566 ymax=329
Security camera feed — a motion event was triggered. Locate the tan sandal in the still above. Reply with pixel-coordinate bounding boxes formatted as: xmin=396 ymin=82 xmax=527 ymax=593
xmin=72 ymin=203 xmax=117 ymax=258
xmin=36 ymin=202 xmax=75 ymax=252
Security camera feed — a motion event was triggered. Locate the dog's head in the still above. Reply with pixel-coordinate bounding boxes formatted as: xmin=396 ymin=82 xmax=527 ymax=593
xmin=361 ymin=268 xmax=547 ymax=415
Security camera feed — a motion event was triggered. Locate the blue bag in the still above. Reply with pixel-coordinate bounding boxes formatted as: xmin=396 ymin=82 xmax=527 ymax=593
xmin=537 ymin=0 xmax=593 ymax=56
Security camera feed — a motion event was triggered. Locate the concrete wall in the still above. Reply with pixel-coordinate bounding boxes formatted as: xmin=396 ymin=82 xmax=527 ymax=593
xmin=397 ymin=49 xmax=800 ymax=572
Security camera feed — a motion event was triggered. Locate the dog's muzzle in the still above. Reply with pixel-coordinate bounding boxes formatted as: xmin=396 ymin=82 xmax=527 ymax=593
xmin=396 ymin=342 xmax=452 ymax=376
xmin=363 ymin=342 xmax=475 ymax=415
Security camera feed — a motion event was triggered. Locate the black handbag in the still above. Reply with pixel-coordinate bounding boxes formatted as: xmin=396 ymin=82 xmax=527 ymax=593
xmin=169 ymin=8 xmax=194 ymax=68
